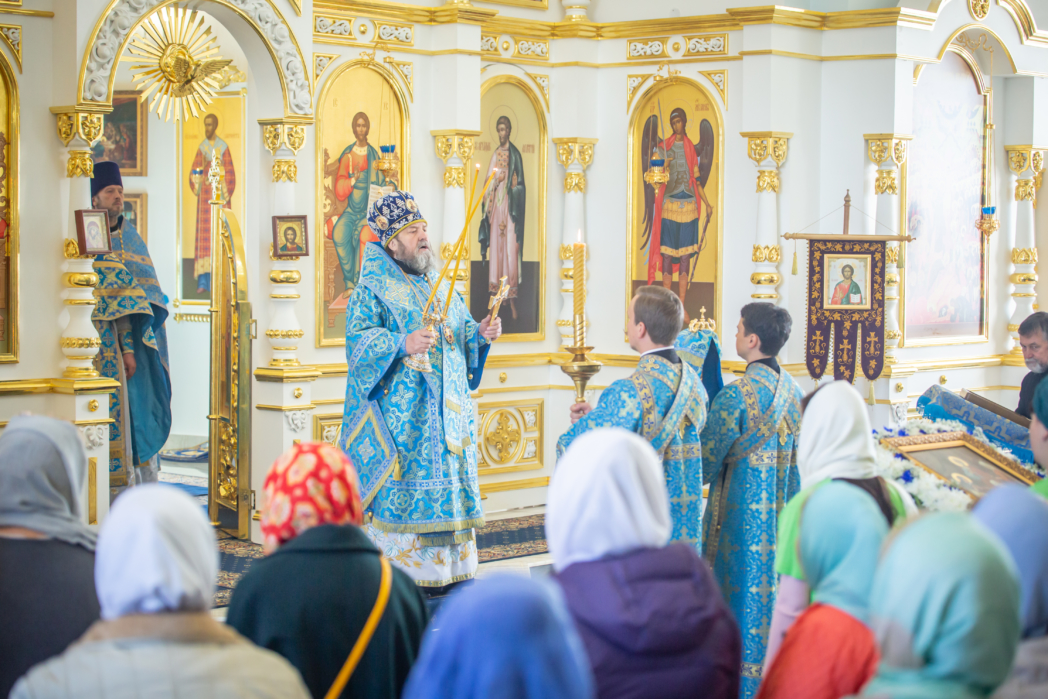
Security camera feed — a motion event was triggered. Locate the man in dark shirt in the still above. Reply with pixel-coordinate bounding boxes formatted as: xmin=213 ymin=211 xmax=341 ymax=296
xmin=1017 ymin=312 xmax=1048 ymax=418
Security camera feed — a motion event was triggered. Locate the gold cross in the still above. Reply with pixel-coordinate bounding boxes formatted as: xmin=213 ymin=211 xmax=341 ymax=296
xmin=485 ymin=412 xmax=520 ymax=462
xmin=488 ymin=276 xmax=509 ymax=320
xmin=776 ymin=419 xmax=790 ymax=446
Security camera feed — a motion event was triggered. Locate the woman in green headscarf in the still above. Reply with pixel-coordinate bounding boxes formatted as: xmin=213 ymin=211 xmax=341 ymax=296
xmin=856 ymin=513 xmax=1022 ymax=699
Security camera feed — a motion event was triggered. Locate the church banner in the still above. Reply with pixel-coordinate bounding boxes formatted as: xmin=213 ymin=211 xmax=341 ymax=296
xmin=806 ymin=238 xmax=886 ymax=383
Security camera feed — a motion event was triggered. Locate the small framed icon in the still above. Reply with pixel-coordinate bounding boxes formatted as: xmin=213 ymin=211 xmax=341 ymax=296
xmin=75 ymin=209 xmax=112 ymax=255
xmin=272 ymin=215 xmax=309 ymax=259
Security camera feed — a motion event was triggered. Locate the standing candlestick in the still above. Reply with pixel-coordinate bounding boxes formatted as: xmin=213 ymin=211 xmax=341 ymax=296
xmin=572 ymin=233 xmax=586 ymax=346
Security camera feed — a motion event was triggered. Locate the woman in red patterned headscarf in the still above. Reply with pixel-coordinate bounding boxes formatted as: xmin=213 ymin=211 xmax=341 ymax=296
xmin=228 ymin=443 xmax=430 ymax=699
xmin=258 ymin=441 xmax=364 ymax=553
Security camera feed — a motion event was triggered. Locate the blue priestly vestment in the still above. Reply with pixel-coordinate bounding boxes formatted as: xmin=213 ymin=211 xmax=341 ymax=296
xmin=701 ymin=361 xmax=802 ymax=699
xmin=92 ymin=217 xmax=172 ymax=484
xmin=556 ymin=350 xmax=709 ymax=552
xmin=339 ymin=241 xmax=491 ymax=586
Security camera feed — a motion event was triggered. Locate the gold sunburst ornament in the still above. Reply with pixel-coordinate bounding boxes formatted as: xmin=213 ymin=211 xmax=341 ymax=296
xmin=128 ymin=6 xmax=232 ymax=122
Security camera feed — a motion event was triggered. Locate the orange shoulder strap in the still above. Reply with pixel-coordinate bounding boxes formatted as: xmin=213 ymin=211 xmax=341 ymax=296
xmin=324 ymin=556 xmax=393 ymax=699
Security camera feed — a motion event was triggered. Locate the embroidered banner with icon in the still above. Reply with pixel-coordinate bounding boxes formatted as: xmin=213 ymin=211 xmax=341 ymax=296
xmin=805 ymin=238 xmax=886 ymax=383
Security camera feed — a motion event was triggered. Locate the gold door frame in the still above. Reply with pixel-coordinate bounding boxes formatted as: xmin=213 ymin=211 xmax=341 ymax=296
xmin=208 ymin=207 xmax=253 ymax=538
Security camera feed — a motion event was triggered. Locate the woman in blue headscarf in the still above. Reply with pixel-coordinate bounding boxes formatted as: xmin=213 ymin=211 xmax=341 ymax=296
xmin=857 ymin=513 xmax=1022 ymax=699
xmin=972 ymin=485 xmax=1048 ymax=698
xmin=757 ymin=482 xmax=888 ymax=699
xmin=402 ymin=575 xmax=594 ymax=699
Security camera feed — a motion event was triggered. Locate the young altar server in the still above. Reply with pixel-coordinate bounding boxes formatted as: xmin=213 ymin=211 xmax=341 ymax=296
xmin=972 ymin=485 xmax=1048 ymax=699
xmin=338 ymin=190 xmax=501 ymax=589
xmin=548 ymin=428 xmax=741 ymax=699
xmin=557 ymin=286 xmax=708 ymax=551
xmin=764 ymin=381 xmax=917 ymax=667
xmin=700 ymin=302 xmax=803 ymax=699
xmin=756 ymin=482 xmax=888 ymax=699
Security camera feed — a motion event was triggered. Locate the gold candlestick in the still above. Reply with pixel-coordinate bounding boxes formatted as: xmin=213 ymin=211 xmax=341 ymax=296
xmin=561 ymin=233 xmax=601 ymax=403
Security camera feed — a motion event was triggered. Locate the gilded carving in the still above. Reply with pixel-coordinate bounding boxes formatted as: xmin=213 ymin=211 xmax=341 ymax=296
xmin=885 ymin=329 xmax=902 ymax=340
xmin=476 ymin=399 xmax=543 ymax=470
xmin=56 ymin=114 xmax=75 ymax=145
xmin=66 ymin=151 xmax=93 ymax=178
xmin=1034 ymin=151 xmax=1045 ymax=174
xmin=84 ymin=0 xmax=311 ymax=115
xmin=269 ymin=269 xmax=302 ymax=283
xmin=886 ymin=245 xmax=899 ymax=265
xmin=1010 ymin=150 xmax=1030 ymax=175
xmin=750 ymin=273 xmax=781 ymax=285
xmin=1010 ymin=272 xmax=1038 ymax=285
xmin=770 ymin=138 xmax=788 ymax=167
xmin=868 ymin=139 xmax=890 ymax=164
xmin=564 ymin=172 xmax=586 ymax=193
xmin=265 ymin=329 xmax=306 ymax=339
xmin=886 ymin=273 xmax=900 ymax=287
xmin=892 ymin=140 xmax=907 ymax=166
xmin=261 ymin=122 xmax=308 ymax=156
xmin=875 ymin=169 xmax=898 ymax=195
xmin=263 ymin=124 xmax=282 ymax=153
xmin=59 ymin=337 xmax=102 ymax=349
xmin=748 ymin=138 xmax=768 ymax=164
xmin=751 ymin=245 xmax=781 ymax=263
xmin=1017 ymin=178 xmax=1036 ymax=201
xmin=559 ymin=244 xmax=573 ymax=261
xmin=456 ymin=136 xmax=474 ymax=162
xmin=485 ymin=411 xmax=521 ymax=464
xmin=1013 ymin=247 xmax=1039 ymax=265
xmin=756 ymin=169 xmax=779 ymax=193
xmin=444 ymin=165 xmax=465 ymax=188
xmin=272 ymin=159 xmax=298 ymax=183
xmin=556 ymin=142 xmax=574 ymax=167
xmin=969 ymin=0 xmax=989 ymax=20
xmin=577 ymin=143 xmax=594 ymax=167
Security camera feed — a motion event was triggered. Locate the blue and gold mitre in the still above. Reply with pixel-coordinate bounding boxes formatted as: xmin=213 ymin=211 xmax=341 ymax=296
xmin=367 ymin=190 xmax=426 ymax=247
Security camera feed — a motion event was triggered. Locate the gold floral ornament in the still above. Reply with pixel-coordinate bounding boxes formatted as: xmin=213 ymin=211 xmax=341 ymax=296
xmin=128 ymin=7 xmax=232 ymax=122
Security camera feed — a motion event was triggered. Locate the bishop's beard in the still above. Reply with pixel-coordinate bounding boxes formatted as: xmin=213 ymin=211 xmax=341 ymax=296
xmin=391 ymin=241 xmax=438 ymax=276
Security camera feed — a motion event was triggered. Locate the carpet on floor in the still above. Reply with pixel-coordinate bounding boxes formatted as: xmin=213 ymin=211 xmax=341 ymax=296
xmin=206 ymin=513 xmax=546 ymax=608
xmin=159 ymin=443 xmax=209 ymax=463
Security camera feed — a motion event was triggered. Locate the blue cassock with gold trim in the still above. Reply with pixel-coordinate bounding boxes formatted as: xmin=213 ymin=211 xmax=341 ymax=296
xmin=339 ymin=242 xmax=491 ymax=547
xmin=556 ymin=352 xmax=709 ymax=553
xmin=700 ymin=361 xmax=802 ymax=699
xmin=92 ymin=218 xmax=171 ymax=480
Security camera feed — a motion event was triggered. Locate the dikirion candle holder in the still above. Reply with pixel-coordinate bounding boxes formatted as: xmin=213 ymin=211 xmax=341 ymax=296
xmin=376 ymin=144 xmax=399 ymax=178
xmin=976 ymin=206 xmax=999 ymax=238
xmin=643 ymin=158 xmax=669 ymax=187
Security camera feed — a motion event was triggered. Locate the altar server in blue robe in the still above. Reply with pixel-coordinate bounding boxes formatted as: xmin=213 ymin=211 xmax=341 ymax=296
xmin=701 ymin=302 xmax=803 ymax=699
xmin=339 ymin=190 xmax=502 ymax=589
xmin=557 ymin=285 xmax=708 ymax=552
xmin=90 ymin=162 xmax=171 ymax=491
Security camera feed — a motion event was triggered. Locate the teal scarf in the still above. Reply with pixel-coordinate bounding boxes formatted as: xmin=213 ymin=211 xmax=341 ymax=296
xmin=860 ymin=513 xmax=1021 ymax=698
xmin=799 ymin=481 xmax=888 ymax=624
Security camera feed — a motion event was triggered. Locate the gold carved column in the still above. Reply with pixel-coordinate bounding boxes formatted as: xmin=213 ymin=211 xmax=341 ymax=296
xmin=865 ymin=134 xmax=911 ymax=362
xmin=741 ymin=132 xmax=790 ymax=302
xmin=1004 ymin=145 xmax=1045 ymax=363
xmin=553 ymin=138 xmax=597 ymax=347
xmin=53 ymin=108 xmax=105 ymax=379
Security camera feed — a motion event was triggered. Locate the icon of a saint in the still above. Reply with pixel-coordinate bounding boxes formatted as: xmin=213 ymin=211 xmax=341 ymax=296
xmin=85 ymin=221 xmax=104 ymax=251
xmin=830 ymin=264 xmax=864 ymax=306
xmin=280 ymin=226 xmax=304 ymax=254
xmin=189 ymin=113 xmax=236 ymax=294
xmin=479 ymin=115 xmax=526 ymax=321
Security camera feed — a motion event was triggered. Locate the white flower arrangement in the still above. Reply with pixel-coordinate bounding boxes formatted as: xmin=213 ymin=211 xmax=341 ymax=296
xmin=872 ymin=418 xmax=1045 ymax=512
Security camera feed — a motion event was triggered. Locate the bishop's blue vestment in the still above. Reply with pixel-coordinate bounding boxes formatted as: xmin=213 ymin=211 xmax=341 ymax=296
xmin=340 ymin=242 xmax=490 ymax=586
xmin=701 ymin=361 xmax=802 ymax=699
xmin=92 ymin=217 xmax=172 ymax=486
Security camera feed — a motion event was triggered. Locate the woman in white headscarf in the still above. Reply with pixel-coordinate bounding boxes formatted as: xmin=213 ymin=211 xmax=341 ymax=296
xmin=11 ymin=484 xmax=310 ymax=699
xmin=763 ymin=381 xmax=917 ymax=669
xmin=547 ymin=428 xmax=741 ymax=699
xmin=0 ymin=416 xmax=101 ymax=697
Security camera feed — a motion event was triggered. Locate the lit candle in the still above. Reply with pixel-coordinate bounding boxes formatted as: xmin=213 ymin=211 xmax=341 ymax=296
xmin=573 ymin=229 xmax=586 ymax=346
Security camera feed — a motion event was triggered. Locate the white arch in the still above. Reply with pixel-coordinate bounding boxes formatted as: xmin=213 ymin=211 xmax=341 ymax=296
xmin=79 ymin=0 xmax=311 ymax=117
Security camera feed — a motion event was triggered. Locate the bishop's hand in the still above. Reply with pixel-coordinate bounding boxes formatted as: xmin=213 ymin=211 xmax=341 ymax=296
xmin=406 ymin=328 xmax=436 ymax=355
xmin=479 ymin=315 xmax=502 ymax=342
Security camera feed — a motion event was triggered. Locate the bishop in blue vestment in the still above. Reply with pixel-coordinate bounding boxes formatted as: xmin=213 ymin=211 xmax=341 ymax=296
xmin=90 ymin=162 xmax=172 ymax=490
xmin=557 ymin=287 xmax=721 ymax=552
xmin=339 ymin=191 xmax=501 ymax=587
xmin=701 ymin=303 xmax=802 ymax=699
